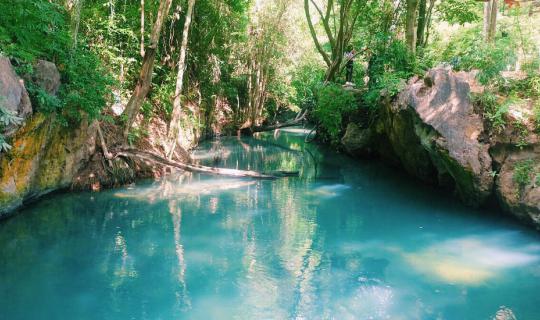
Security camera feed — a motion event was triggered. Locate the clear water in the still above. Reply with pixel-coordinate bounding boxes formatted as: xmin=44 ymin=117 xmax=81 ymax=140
xmin=1 ymin=128 xmax=540 ymax=320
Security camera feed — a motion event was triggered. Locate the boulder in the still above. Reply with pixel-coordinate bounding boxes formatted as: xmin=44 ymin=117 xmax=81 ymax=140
xmin=341 ymin=122 xmax=374 ymax=157
xmin=33 ymin=59 xmax=61 ymax=95
xmin=496 ymin=147 xmax=540 ymax=225
xmin=0 ymin=56 xmax=32 ymax=134
xmin=398 ymin=67 xmax=494 ymax=205
xmin=348 ymin=67 xmax=494 ymax=205
xmin=343 ymin=66 xmax=540 ymax=227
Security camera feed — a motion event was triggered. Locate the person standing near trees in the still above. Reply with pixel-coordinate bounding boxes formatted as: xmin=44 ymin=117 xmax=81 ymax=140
xmin=344 ymin=46 xmax=356 ymax=86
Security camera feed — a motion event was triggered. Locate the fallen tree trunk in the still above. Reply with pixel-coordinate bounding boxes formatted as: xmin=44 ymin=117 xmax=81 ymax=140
xmin=113 ymin=147 xmax=278 ymax=179
xmin=240 ymin=110 xmax=307 ymax=135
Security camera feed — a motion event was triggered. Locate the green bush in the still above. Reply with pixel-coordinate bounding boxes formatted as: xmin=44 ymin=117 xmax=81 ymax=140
xmin=513 ymin=159 xmax=535 ymax=193
xmin=438 ymin=26 xmax=517 ymax=85
xmin=471 ymin=91 xmax=508 ymax=132
xmin=0 ymin=103 xmax=23 ymax=152
xmin=365 ymin=40 xmax=420 ymax=108
xmin=534 ymin=100 xmax=540 ymax=131
xmin=313 ymin=83 xmax=357 ymax=144
xmin=0 ymin=0 xmax=112 ymax=126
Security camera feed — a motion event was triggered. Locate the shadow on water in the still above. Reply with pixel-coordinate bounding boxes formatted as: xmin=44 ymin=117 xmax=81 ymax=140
xmin=1 ymin=126 xmax=540 ymax=320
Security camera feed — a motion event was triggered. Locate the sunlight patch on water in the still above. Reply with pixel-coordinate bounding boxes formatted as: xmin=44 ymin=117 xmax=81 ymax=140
xmin=307 ymin=184 xmax=351 ymax=199
xmin=278 ymin=128 xmax=314 ymax=134
xmin=114 ymin=178 xmax=256 ymax=201
xmin=405 ymin=235 xmax=540 ymax=285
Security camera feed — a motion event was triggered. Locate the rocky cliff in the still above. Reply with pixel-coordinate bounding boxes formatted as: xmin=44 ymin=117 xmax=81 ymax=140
xmin=342 ymin=67 xmax=540 ymax=227
xmin=0 ymin=57 xmax=97 ymax=218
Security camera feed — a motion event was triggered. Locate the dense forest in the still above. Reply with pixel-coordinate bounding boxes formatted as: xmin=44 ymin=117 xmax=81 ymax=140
xmin=2 ymin=1 xmax=540 ymax=319
xmin=1 ymin=0 xmax=538 ymax=149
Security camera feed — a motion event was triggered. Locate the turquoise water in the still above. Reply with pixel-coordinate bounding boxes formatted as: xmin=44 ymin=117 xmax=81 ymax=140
xmin=1 ymin=128 xmax=540 ymax=320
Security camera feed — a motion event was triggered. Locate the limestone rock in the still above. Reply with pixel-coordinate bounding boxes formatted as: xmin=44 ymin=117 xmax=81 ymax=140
xmin=341 ymin=122 xmax=374 ymax=157
xmin=342 ymin=66 xmax=540 ymax=226
xmin=0 ymin=115 xmax=97 ymax=218
xmin=0 ymin=56 xmax=32 ymax=134
xmin=496 ymin=147 xmax=540 ymax=226
xmin=33 ymin=59 xmax=61 ymax=95
xmin=399 ymin=67 xmax=494 ymax=205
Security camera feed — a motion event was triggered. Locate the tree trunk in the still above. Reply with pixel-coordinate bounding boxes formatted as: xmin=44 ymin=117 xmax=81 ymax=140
xmin=140 ymin=0 xmax=145 ymax=58
xmin=416 ymin=0 xmax=426 ymax=49
xmin=166 ymin=0 xmax=196 ymax=159
xmin=488 ymin=0 xmax=498 ymax=42
xmin=483 ymin=0 xmax=498 ymax=42
xmin=122 ymin=0 xmax=173 ymax=141
xmin=114 ymin=148 xmax=278 ymax=179
xmin=405 ymin=0 xmax=419 ymax=53
xmin=422 ymin=0 xmax=435 ymax=47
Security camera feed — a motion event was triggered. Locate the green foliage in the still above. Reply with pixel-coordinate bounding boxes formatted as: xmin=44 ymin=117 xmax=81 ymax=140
xmin=365 ymin=40 xmax=420 ymax=108
xmin=513 ymin=159 xmax=535 ymax=193
xmin=514 ymin=121 xmax=529 ymax=149
xmin=291 ymin=62 xmax=325 ymax=112
xmin=534 ymin=101 xmax=540 ymax=131
xmin=0 ymin=0 xmax=112 ymax=126
xmin=436 ymin=0 xmax=481 ymax=25
xmin=471 ymin=91 xmax=508 ymax=132
xmin=313 ymin=83 xmax=357 ymax=144
xmin=438 ymin=27 xmax=517 ymax=85
xmin=0 ymin=103 xmax=23 ymax=152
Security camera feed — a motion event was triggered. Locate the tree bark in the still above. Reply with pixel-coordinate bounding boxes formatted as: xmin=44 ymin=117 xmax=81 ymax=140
xmin=114 ymin=148 xmax=278 ymax=179
xmin=304 ymin=0 xmax=359 ymax=82
xmin=123 ymin=0 xmax=173 ymax=141
xmin=140 ymin=0 xmax=145 ymax=57
xmin=483 ymin=0 xmax=498 ymax=42
xmin=405 ymin=0 xmax=419 ymax=53
xmin=166 ymin=0 xmax=196 ymax=159
xmin=488 ymin=0 xmax=498 ymax=42
xmin=416 ymin=0 xmax=426 ymax=49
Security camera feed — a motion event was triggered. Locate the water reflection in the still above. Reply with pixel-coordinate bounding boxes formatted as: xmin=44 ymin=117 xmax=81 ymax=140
xmin=1 ymin=128 xmax=540 ymax=319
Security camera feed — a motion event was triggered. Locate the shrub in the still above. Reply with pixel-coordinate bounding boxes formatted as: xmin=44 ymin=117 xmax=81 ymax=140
xmin=313 ymin=83 xmax=357 ymax=144
xmin=0 ymin=103 xmax=23 ymax=152
xmin=365 ymin=40 xmax=420 ymax=108
xmin=0 ymin=0 xmax=112 ymax=126
xmin=438 ymin=26 xmax=517 ymax=85
xmin=534 ymin=101 xmax=540 ymax=131
xmin=513 ymin=159 xmax=534 ymax=194
xmin=471 ymin=91 xmax=508 ymax=132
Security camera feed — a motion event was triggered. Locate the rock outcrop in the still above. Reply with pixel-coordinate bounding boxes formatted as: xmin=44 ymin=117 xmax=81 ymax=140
xmin=0 ymin=56 xmax=32 ymax=135
xmin=343 ymin=66 xmax=540 ymax=227
xmin=33 ymin=59 xmax=61 ymax=95
xmin=0 ymin=114 xmax=97 ymax=218
xmin=0 ymin=59 xmax=97 ymax=218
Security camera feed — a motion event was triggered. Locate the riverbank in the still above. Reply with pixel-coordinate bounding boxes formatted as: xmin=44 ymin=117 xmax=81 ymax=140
xmin=342 ymin=67 xmax=540 ymax=228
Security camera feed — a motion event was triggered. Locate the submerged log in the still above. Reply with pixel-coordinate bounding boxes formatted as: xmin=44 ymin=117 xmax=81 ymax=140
xmin=113 ymin=147 xmax=278 ymax=179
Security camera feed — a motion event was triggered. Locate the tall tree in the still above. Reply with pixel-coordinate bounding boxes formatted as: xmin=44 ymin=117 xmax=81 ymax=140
xmin=483 ymin=0 xmax=498 ymax=42
xmin=123 ymin=0 xmax=173 ymax=140
xmin=416 ymin=0 xmax=426 ymax=48
xmin=166 ymin=0 xmax=196 ymax=159
xmin=405 ymin=0 xmax=419 ymax=53
xmin=304 ymin=0 xmax=362 ymax=82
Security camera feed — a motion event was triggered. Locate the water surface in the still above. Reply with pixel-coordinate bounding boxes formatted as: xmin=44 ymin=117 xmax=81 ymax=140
xmin=1 ymin=128 xmax=540 ymax=319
